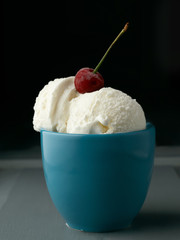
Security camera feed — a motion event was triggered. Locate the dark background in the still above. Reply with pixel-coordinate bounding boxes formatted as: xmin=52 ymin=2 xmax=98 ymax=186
xmin=1 ymin=0 xmax=180 ymax=150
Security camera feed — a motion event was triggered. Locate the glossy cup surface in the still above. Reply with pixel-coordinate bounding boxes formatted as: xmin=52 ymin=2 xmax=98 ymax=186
xmin=41 ymin=122 xmax=155 ymax=232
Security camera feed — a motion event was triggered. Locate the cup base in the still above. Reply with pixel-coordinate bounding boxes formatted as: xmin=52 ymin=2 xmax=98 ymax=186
xmin=65 ymin=221 xmax=132 ymax=233
xmin=66 ymin=223 xmax=84 ymax=232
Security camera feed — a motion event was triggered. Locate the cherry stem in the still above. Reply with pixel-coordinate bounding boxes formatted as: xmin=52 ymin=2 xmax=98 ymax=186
xmin=93 ymin=22 xmax=129 ymax=74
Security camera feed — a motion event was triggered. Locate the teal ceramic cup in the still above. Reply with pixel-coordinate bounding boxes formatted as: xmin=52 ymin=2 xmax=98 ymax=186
xmin=41 ymin=122 xmax=155 ymax=232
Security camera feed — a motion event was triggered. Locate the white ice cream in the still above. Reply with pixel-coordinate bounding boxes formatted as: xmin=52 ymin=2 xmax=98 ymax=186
xmin=33 ymin=77 xmax=78 ymax=132
xmin=33 ymin=77 xmax=146 ymax=134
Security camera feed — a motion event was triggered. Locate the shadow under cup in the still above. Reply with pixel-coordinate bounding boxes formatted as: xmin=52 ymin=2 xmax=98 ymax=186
xmin=41 ymin=122 xmax=155 ymax=232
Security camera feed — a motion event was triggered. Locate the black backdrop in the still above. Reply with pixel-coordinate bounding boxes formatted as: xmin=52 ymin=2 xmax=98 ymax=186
xmin=2 ymin=0 xmax=180 ymax=150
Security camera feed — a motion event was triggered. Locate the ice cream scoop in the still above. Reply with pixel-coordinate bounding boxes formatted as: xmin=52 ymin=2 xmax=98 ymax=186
xmin=67 ymin=87 xmax=145 ymax=134
xmin=33 ymin=77 xmax=146 ymax=134
xmin=33 ymin=77 xmax=78 ymax=133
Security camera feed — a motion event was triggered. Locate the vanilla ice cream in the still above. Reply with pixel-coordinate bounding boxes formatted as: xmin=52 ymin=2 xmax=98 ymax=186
xmin=33 ymin=77 xmax=146 ymax=134
xmin=67 ymin=87 xmax=146 ymax=134
xmin=33 ymin=77 xmax=78 ymax=132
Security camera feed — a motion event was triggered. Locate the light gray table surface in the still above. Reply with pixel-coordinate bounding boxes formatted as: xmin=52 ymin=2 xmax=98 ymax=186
xmin=0 ymin=147 xmax=180 ymax=240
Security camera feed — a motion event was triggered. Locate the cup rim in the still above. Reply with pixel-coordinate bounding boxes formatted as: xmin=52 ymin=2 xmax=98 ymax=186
xmin=40 ymin=122 xmax=154 ymax=137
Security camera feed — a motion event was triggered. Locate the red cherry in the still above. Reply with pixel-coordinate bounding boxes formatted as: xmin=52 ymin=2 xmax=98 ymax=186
xmin=74 ymin=23 xmax=129 ymax=94
xmin=74 ymin=68 xmax=104 ymax=94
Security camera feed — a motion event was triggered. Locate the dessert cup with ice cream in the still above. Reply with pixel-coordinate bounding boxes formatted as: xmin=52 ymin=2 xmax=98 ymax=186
xmin=33 ymin=76 xmax=155 ymax=232
xmin=33 ymin=22 xmax=155 ymax=232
